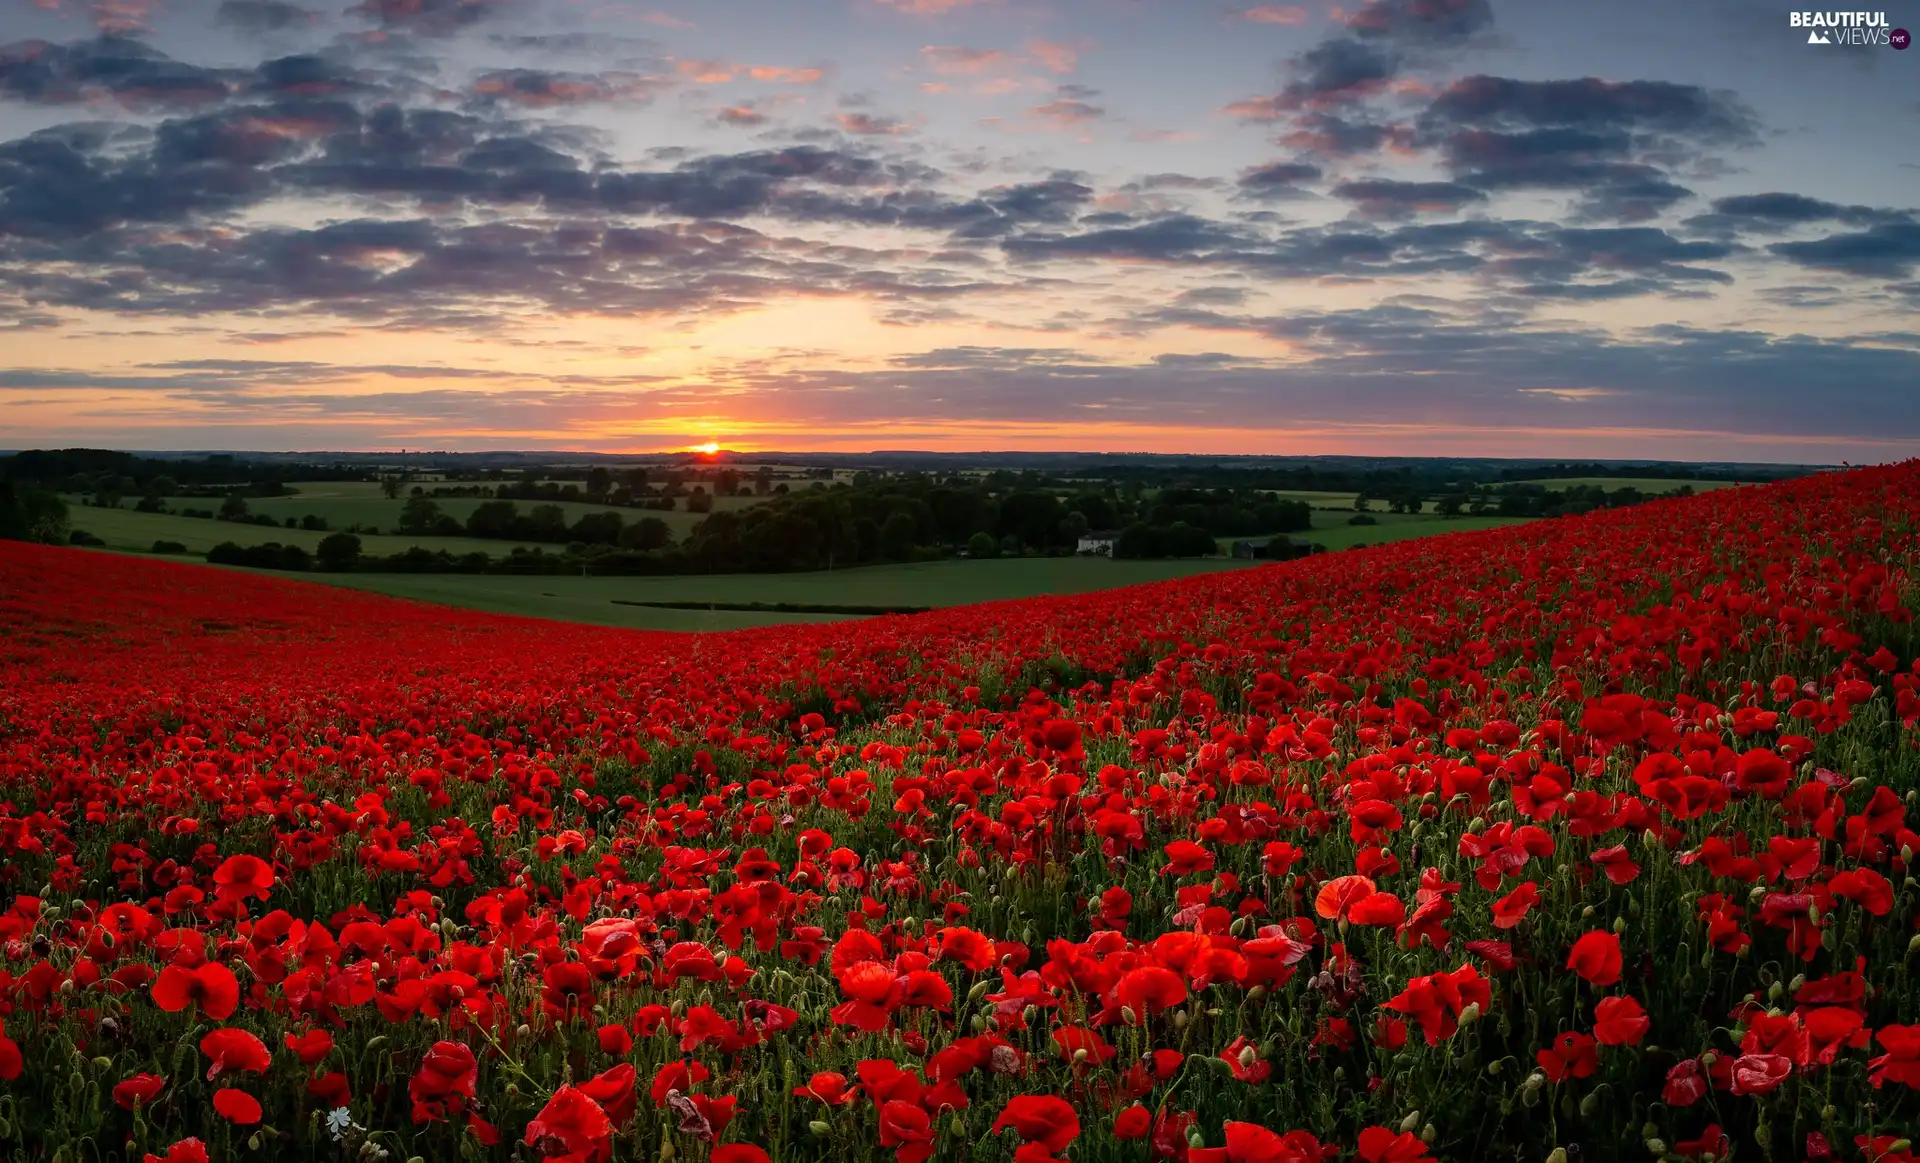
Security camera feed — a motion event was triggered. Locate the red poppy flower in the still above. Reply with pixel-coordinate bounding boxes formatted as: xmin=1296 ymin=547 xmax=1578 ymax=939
xmin=1115 ymin=966 xmax=1187 ymax=1018
xmin=211 ymin=855 xmax=274 ymax=905
xmin=794 ymin=1070 xmax=853 ymax=1105
xmin=1566 ymin=931 xmax=1622 ymax=987
xmin=712 ymin=1149 xmax=772 ymax=1163
xmin=1490 ymin=882 xmax=1539 ymax=929
xmin=525 ymin=1085 xmax=615 ymax=1163
xmin=1536 ymin=1032 xmax=1597 ymax=1081
xmin=1114 ymin=1104 xmax=1152 ymax=1140
xmin=1314 ymin=875 xmax=1377 ymax=920
xmin=878 ymin=1099 xmax=935 ymax=1163
xmin=213 ymin=1088 xmax=262 ymax=1125
xmin=144 ymin=1140 xmax=209 ymax=1163
xmin=285 ymin=1029 xmax=333 ymax=1065
xmin=992 ymin=1095 xmax=1081 ymax=1153
xmin=199 ymin=1028 xmax=270 ymax=1079
xmin=1357 ymin=1126 xmax=1435 ymax=1163
xmin=114 ymin=1073 xmax=166 ymax=1110
xmin=1593 ymin=996 xmax=1649 ymax=1046
xmin=152 ymin=962 xmax=240 ymax=1021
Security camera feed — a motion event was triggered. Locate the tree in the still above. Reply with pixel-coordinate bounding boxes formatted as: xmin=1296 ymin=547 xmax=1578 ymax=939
xmin=219 ymin=494 xmax=250 ymax=520
xmin=966 ymin=531 xmax=999 ymax=559
xmin=686 ymin=488 xmax=714 ymax=514
xmin=0 ymin=483 xmax=70 ymax=544
xmin=466 ymin=500 xmax=521 ymax=538
xmin=1435 ymin=494 xmax=1467 ymax=517
xmin=585 ymin=467 xmax=613 ymax=498
xmin=880 ymin=511 xmax=918 ymax=561
xmin=397 ymin=496 xmax=443 ymax=535
xmin=569 ymin=511 xmax=625 ymax=545
xmin=315 ymin=532 xmax=361 ymax=571
xmin=618 ymin=517 xmax=673 ymax=552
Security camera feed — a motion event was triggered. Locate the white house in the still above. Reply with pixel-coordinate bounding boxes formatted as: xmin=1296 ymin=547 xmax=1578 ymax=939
xmin=1076 ymin=530 xmax=1121 ymax=556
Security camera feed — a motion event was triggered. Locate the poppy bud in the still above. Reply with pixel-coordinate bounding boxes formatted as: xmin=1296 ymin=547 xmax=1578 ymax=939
xmin=948 ymin=1116 xmax=966 ymax=1138
xmin=1579 ymin=905 xmax=1593 ymax=920
xmin=1523 ymin=1072 xmax=1546 ymax=1091
xmin=1399 ymin=1111 xmax=1421 ymax=1133
xmin=1578 ymin=1093 xmax=1597 ymax=1117
xmin=1547 ymin=1149 xmax=1567 ymax=1163
xmin=1768 ymin=981 xmax=1783 ymax=1002
xmin=517 ymin=1025 xmax=532 ymax=1039
xmin=1121 ymin=1007 xmax=1139 ymax=1026
xmin=1612 ymin=916 xmax=1626 ymax=934
xmin=1641 ymin=1123 xmax=1658 ymax=1139
xmin=1240 ymin=1046 xmax=1258 ymax=1069
xmin=1486 ymin=1060 xmax=1502 ymax=1076
xmin=1420 ymin=1124 xmax=1436 ymax=1144
xmin=1890 ymin=1142 xmax=1914 ymax=1155
xmin=809 ymin=1122 xmax=831 ymax=1137
xmin=92 ymin=1056 xmax=111 ymax=1071
xmin=1646 ymin=1141 xmax=1667 ymax=1155
xmin=1174 ymin=1011 xmax=1189 ymax=1030
xmin=1073 ymin=1049 xmax=1090 ymax=1064
xmin=1188 ymin=1129 xmax=1205 ymax=1150
xmin=660 ymin=1140 xmax=676 ymax=1162
xmin=1458 ymin=1003 xmax=1481 ymax=1025
xmin=1642 ymin=829 xmax=1660 ymax=848
xmin=1248 ymin=985 xmax=1267 ymax=1001
xmin=967 ymin=980 xmax=991 ymax=1004
xmin=970 ymin=1015 xmax=986 ymax=1033
xmin=1822 ymin=1105 xmax=1837 ymax=1121
xmin=1753 ymin=1124 xmax=1771 ymax=1147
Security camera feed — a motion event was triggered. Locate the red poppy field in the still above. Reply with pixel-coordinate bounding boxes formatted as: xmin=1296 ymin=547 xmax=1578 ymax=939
xmin=3 ymin=465 xmax=1920 ymax=1163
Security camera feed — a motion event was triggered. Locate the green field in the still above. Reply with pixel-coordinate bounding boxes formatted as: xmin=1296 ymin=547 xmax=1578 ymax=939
xmin=85 ymin=481 xmax=762 ymax=539
xmin=1508 ymin=476 xmax=1751 ymax=492
xmin=1219 ymin=512 xmax=1532 ymax=553
xmin=64 ymin=503 xmax=555 ymax=558
xmin=256 ymin=556 xmax=1257 ymax=631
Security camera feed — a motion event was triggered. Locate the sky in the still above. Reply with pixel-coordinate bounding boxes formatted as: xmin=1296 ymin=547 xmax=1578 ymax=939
xmin=0 ymin=0 xmax=1917 ymax=461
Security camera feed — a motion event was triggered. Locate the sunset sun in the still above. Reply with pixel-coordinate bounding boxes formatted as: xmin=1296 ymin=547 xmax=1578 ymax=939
xmin=690 ymin=442 xmax=722 ymax=455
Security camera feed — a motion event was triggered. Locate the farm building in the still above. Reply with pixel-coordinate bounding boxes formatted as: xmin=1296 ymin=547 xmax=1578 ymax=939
xmin=1076 ymin=530 xmax=1122 ymax=556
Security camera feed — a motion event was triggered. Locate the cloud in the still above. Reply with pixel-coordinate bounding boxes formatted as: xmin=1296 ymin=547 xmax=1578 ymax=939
xmin=1236 ymin=159 xmax=1322 ymax=199
xmin=346 ymin=0 xmax=511 ymax=36
xmin=1769 ymin=222 xmax=1920 ymax=279
xmin=1422 ymin=75 xmax=1760 ymax=142
xmin=1416 ymin=76 xmax=1760 ymax=222
xmin=920 ymin=45 xmax=1011 ymax=76
xmin=215 ymin=0 xmax=318 ymax=32
xmin=870 ymin=0 xmax=985 ymax=13
xmin=1235 ymin=5 xmax=1308 ymax=24
xmin=836 ymin=111 xmax=912 ymax=136
xmin=1025 ymin=39 xmax=1085 ymax=74
xmin=468 ymin=68 xmax=668 ymax=107
xmin=1026 ymin=86 xmax=1105 ymax=131
xmin=1683 ymin=192 xmax=1912 ymax=237
xmin=0 ymin=36 xmax=238 ymax=110
xmin=1332 ymin=178 xmax=1486 ymax=218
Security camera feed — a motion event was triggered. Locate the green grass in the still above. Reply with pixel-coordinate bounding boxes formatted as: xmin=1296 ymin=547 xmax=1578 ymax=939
xmin=264 ymin=557 xmax=1256 ymax=631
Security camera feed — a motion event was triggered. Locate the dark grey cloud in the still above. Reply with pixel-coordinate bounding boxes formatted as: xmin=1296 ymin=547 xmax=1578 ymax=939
xmin=1682 ymin=193 xmax=1913 ymax=237
xmin=0 ymin=36 xmax=238 ymax=110
xmin=1410 ymin=75 xmax=1760 ymax=222
xmin=1769 ymin=223 xmax=1920 ymax=279
xmin=346 ymin=0 xmax=510 ymax=36
xmin=1422 ymin=75 xmax=1761 ymax=142
xmin=1332 ymin=178 xmax=1486 ymax=219
xmin=1237 ymin=159 xmax=1322 ymax=199
xmin=215 ymin=0 xmax=319 ymax=33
